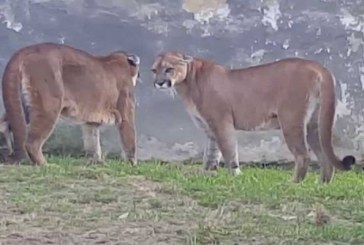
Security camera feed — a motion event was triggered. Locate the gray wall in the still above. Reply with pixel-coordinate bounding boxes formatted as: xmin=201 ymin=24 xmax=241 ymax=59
xmin=0 ymin=0 xmax=363 ymax=163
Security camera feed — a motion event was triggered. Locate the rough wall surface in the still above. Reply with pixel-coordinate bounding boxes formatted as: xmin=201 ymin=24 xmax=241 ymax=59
xmin=0 ymin=0 xmax=363 ymax=163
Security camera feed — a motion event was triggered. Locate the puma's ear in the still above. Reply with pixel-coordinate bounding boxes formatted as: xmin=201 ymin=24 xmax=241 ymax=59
xmin=127 ymin=54 xmax=140 ymax=66
xmin=183 ymin=54 xmax=193 ymax=63
xmin=179 ymin=54 xmax=193 ymax=64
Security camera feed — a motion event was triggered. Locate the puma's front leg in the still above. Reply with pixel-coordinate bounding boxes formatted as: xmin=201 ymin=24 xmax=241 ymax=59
xmin=192 ymin=115 xmax=222 ymax=170
xmin=210 ymin=120 xmax=240 ymax=176
xmin=203 ymin=136 xmax=222 ymax=170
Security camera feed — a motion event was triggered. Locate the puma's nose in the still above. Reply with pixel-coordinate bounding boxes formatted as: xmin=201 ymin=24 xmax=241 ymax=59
xmin=154 ymin=80 xmax=171 ymax=88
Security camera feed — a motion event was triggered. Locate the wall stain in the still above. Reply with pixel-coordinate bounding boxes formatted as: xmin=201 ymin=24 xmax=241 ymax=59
xmin=182 ymin=0 xmax=226 ymax=13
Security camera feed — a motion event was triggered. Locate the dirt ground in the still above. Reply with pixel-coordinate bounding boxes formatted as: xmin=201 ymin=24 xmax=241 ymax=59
xmin=0 ymin=173 xmax=208 ymax=245
xmin=0 ymin=159 xmax=363 ymax=245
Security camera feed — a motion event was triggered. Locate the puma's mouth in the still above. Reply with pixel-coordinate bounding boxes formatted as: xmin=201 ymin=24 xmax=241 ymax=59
xmin=154 ymin=80 xmax=172 ymax=89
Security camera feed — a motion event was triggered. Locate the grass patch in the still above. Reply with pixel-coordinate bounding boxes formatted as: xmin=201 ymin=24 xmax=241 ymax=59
xmin=0 ymin=156 xmax=363 ymax=244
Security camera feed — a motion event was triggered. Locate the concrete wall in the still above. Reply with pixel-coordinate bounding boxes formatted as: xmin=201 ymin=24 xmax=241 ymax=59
xmin=0 ymin=0 xmax=363 ymax=163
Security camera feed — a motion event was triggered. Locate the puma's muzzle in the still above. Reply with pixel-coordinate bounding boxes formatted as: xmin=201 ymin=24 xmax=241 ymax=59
xmin=154 ymin=79 xmax=172 ymax=89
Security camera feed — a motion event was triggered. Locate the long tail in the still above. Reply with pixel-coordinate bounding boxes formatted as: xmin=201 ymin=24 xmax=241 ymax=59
xmin=318 ymin=69 xmax=355 ymax=170
xmin=1 ymin=55 xmax=28 ymax=161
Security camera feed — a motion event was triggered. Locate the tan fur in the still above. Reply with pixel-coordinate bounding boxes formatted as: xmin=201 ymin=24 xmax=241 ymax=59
xmin=151 ymin=51 xmax=356 ymax=183
xmin=1 ymin=42 xmax=140 ymax=166
xmin=0 ymin=114 xmax=13 ymax=156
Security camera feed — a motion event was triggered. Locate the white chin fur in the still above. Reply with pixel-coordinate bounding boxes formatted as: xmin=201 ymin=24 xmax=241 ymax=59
xmin=155 ymin=82 xmax=171 ymax=89
xmin=154 ymin=83 xmax=163 ymax=89
xmin=162 ymin=83 xmax=171 ymax=89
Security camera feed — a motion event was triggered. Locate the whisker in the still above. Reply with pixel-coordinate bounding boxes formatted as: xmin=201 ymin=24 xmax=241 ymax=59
xmin=161 ymin=89 xmax=172 ymax=98
xmin=160 ymin=87 xmax=178 ymax=100
xmin=168 ymin=88 xmax=175 ymax=99
xmin=171 ymin=87 xmax=177 ymax=100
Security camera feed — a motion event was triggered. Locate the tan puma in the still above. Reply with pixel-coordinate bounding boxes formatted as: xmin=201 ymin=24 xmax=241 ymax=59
xmin=151 ymin=51 xmax=355 ymax=183
xmin=2 ymin=42 xmax=139 ymax=166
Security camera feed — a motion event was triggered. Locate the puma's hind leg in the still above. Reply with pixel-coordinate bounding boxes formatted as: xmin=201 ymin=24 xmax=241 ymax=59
xmin=278 ymin=109 xmax=311 ymax=183
xmin=281 ymin=125 xmax=310 ymax=183
xmin=25 ymin=101 xmax=62 ymax=165
xmin=0 ymin=118 xmax=14 ymax=156
xmin=81 ymin=123 xmax=104 ymax=165
xmin=306 ymin=108 xmax=334 ymax=183
xmin=19 ymin=59 xmax=65 ymax=165
xmin=4 ymin=127 xmax=13 ymax=157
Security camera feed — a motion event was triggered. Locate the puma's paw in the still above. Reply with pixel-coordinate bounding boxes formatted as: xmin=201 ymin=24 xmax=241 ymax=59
xmin=205 ymin=161 xmax=218 ymax=171
xmin=128 ymin=158 xmax=137 ymax=166
xmin=6 ymin=156 xmax=29 ymax=166
xmin=86 ymin=158 xmax=106 ymax=166
xmin=231 ymin=167 xmax=241 ymax=176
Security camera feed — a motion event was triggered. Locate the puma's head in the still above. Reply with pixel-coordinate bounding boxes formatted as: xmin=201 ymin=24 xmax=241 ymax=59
xmin=151 ymin=52 xmax=193 ymax=89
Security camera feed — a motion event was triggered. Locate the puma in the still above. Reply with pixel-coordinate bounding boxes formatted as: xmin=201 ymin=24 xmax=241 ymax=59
xmin=151 ymin=51 xmax=355 ymax=183
xmin=2 ymin=42 xmax=140 ymax=166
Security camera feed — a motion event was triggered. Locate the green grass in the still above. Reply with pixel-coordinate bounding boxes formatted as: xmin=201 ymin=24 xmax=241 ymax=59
xmin=0 ymin=156 xmax=363 ymax=244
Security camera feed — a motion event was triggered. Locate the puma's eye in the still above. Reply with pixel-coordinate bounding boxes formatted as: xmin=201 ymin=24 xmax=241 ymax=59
xmin=151 ymin=68 xmax=157 ymax=74
xmin=165 ymin=67 xmax=174 ymax=73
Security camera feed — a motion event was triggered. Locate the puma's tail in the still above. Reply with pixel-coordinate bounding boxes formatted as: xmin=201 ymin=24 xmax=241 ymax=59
xmin=318 ymin=69 xmax=355 ymax=171
xmin=1 ymin=54 xmax=28 ymax=162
